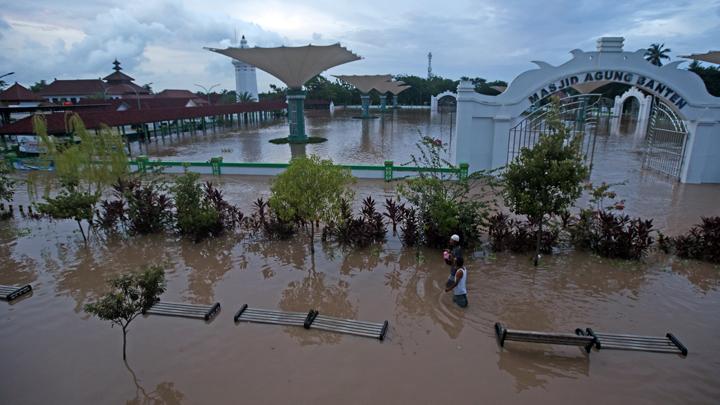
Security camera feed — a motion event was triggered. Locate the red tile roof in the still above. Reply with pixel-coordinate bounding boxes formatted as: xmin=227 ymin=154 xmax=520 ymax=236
xmin=155 ymin=89 xmax=200 ymax=98
xmin=104 ymin=83 xmax=151 ymax=96
xmin=103 ymin=71 xmax=135 ymax=82
xmin=0 ymin=100 xmax=288 ymax=135
xmin=0 ymin=83 xmax=44 ymax=102
xmin=39 ymin=79 xmax=107 ymax=97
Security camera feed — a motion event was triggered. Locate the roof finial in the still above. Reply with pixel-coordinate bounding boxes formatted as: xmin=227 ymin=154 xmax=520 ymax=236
xmin=113 ymin=59 xmax=122 ymax=72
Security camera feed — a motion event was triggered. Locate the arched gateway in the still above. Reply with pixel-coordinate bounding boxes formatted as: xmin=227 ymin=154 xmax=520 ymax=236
xmin=455 ymin=37 xmax=720 ymax=183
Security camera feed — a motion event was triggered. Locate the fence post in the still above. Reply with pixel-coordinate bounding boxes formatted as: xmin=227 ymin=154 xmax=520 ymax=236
xmin=458 ymin=163 xmax=469 ymax=180
xmin=384 ymin=160 xmax=394 ymax=182
xmin=136 ymin=155 xmax=149 ymax=174
xmin=210 ymin=156 xmax=223 ymax=176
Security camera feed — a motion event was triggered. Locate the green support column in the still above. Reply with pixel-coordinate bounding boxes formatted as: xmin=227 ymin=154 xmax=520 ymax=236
xmin=379 ymin=93 xmax=387 ymax=112
xmin=384 ymin=160 xmax=394 ymax=182
xmin=360 ymin=94 xmax=370 ymax=118
xmin=175 ymin=121 xmax=180 ymax=137
xmin=153 ymin=122 xmax=157 ymax=139
xmin=392 ymin=95 xmax=399 ymax=109
xmin=287 ymin=88 xmax=307 ymax=142
xmin=136 ymin=155 xmax=149 ymax=174
xmin=202 ymin=117 xmax=207 ymax=134
xmin=458 ymin=163 xmax=469 ymax=181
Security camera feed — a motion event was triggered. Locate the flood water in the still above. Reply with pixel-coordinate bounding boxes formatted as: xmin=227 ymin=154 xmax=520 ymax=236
xmin=2 ymin=110 xmax=720 ymax=404
xmin=132 ymin=109 xmax=457 ymax=165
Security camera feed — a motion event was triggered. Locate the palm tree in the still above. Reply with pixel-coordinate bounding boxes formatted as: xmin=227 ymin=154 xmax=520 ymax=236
xmin=237 ymin=91 xmax=256 ymax=103
xmin=645 ymin=43 xmax=671 ymax=66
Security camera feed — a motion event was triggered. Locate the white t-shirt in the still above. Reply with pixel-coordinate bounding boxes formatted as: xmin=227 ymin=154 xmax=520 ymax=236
xmin=453 ymin=267 xmax=467 ymax=295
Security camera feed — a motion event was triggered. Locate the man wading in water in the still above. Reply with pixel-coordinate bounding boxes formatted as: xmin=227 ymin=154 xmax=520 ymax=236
xmin=445 ymin=257 xmax=468 ymax=308
xmin=444 ymin=234 xmax=462 ymax=288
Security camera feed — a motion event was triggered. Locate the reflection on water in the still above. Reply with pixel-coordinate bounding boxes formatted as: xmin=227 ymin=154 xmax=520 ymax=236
xmin=134 ymin=109 xmax=454 ymax=165
xmin=125 ymin=361 xmax=185 ymax=405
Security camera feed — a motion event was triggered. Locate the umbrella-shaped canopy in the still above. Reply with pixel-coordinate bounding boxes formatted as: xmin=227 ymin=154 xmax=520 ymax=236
xmin=681 ymin=51 xmax=720 ymax=65
xmin=387 ymin=83 xmax=411 ymax=95
xmin=374 ymin=80 xmax=407 ymax=94
xmin=206 ymin=43 xmax=361 ymax=89
xmin=334 ymin=75 xmax=393 ymax=93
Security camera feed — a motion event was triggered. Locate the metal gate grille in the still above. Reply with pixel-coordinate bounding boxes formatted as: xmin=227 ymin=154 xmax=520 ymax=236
xmin=643 ymin=99 xmax=688 ymax=179
xmin=507 ymin=94 xmax=611 ymax=172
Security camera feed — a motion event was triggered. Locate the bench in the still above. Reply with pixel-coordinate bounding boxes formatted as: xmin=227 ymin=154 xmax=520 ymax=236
xmin=144 ymin=301 xmax=221 ymax=321
xmin=0 ymin=284 xmax=32 ymax=302
xmin=577 ymin=328 xmax=688 ymax=356
xmin=495 ymin=323 xmax=596 ymax=353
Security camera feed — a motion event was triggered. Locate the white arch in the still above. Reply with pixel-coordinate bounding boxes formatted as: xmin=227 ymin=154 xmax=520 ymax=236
xmin=610 ymin=86 xmax=652 ymax=137
xmin=455 ymin=37 xmax=720 ymax=184
xmin=430 ymin=91 xmax=457 ymax=112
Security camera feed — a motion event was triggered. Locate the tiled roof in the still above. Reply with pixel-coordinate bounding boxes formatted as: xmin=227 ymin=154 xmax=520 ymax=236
xmin=155 ymin=89 xmax=200 ymax=98
xmin=104 ymin=83 xmax=151 ymax=96
xmin=0 ymin=100 xmax=287 ymax=134
xmin=39 ymin=79 xmax=106 ymax=96
xmin=103 ymin=71 xmax=135 ymax=82
xmin=0 ymin=83 xmax=44 ymax=102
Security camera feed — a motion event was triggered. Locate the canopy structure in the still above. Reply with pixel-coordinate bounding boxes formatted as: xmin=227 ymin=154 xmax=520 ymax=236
xmin=373 ymin=80 xmax=408 ymax=111
xmin=206 ymin=43 xmax=361 ymax=142
xmin=335 ymin=75 xmax=393 ymax=118
xmin=681 ymin=51 xmax=720 ymax=65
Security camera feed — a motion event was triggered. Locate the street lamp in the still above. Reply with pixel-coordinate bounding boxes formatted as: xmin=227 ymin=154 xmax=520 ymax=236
xmin=194 ymin=83 xmax=220 ymax=105
xmin=0 ymin=72 xmax=14 ymax=80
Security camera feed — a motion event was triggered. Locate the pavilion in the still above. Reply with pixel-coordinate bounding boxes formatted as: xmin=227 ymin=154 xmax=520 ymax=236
xmin=334 ymin=75 xmax=393 ymax=118
xmin=207 ymin=43 xmax=361 ymax=143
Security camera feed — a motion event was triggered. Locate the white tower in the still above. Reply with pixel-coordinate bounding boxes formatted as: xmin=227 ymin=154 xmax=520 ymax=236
xmin=233 ymin=35 xmax=259 ymax=102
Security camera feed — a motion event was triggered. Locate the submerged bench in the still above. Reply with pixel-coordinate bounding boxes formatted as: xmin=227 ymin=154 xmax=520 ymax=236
xmin=234 ymin=305 xmax=389 ymax=341
xmin=0 ymin=284 xmax=32 ymax=302
xmin=495 ymin=323 xmax=596 ymax=353
xmin=577 ymin=328 xmax=688 ymax=356
xmin=144 ymin=301 xmax=221 ymax=321
xmin=495 ymin=323 xmax=687 ymax=357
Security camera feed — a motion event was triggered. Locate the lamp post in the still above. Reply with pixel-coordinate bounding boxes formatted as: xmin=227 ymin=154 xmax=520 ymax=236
xmin=194 ymin=83 xmax=220 ymax=105
xmin=0 ymin=72 xmax=14 ymax=80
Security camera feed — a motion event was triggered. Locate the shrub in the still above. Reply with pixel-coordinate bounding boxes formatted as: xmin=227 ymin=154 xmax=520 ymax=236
xmin=36 ymin=183 xmax=98 ymax=243
xmin=325 ymin=197 xmax=387 ymax=247
xmin=0 ymin=159 xmax=15 ymax=203
xmin=398 ymin=136 xmax=492 ymax=248
xmin=399 ymin=206 xmax=419 ymax=247
xmin=487 ymin=212 xmax=559 ymax=253
xmin=96 ymin=177 xmax=173 ymax=235
xmin=672 ymin=217 xmax=720 ymax=263
xmin=248 ymin=197 xmax=295 ymax=240
xmin=173 ymin=173 xmax=241 ymax=241
xmin=383 ymin=198 xmax=404 ymax=234
xmin=568 ymin=183 xmax=654 ymax=260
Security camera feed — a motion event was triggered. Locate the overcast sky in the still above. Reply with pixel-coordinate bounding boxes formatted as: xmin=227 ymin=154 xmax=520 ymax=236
xmin=2 ymin=0 xmax=719 ymax=93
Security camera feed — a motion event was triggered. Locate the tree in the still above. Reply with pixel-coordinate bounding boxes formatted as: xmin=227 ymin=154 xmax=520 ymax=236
xmin=645 ymin=43 xmax=671 ymax=66
xmin=502 ymin=98 xmax=589 ymax=265
xmin=237 ymin=91 xmax=255 ymax=103
xmin=142 ymin=83 xmax=153 ymax=93
xmin=30 ymin=80 xmax=48 ymax=93
xmin=398 ymin=136 xmax=493 ymax=247
xmin=32 ymin=113 xmax=129 ymax=242
xmin=269 ymin=155 xmax=355 ymax=255
xmin=0 ymin=159 xmax=15 ymax=203
xmin=85 ymin=266 xmax=166 ymax=360
xmin=688 ymin=60 xmax=720 ymax=96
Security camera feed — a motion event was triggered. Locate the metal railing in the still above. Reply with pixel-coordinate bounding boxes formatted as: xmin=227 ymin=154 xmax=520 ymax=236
xmin=642 ymin=99 xmax=688 ymax=179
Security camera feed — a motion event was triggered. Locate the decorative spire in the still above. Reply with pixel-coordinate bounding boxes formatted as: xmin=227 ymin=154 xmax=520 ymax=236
xmin=113 ymin=59 xmax=122 ymax=72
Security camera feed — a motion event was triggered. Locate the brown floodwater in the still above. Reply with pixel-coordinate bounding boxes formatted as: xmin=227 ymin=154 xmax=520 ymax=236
xmin=2 ymin=111 xmax=720 ymax=404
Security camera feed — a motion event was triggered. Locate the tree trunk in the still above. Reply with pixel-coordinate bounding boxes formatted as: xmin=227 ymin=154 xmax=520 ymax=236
xmin=77 ymin=219 xmax=87 ymax=244
xmin=534 ymin=219 xmax=542 ymax=267
xmin=122 ymin=327 xmax=127 ymax=360
xmin=309 ymin=222 xmax=315 ymax=255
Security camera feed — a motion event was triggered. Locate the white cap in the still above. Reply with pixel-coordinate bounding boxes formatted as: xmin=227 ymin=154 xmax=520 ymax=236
xmin=450 ymin=234 xmax=460 ymax=242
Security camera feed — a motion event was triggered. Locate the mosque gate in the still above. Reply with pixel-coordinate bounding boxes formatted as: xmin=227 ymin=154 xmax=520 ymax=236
xmin=454 ymin=37 xmax=720 ymax=184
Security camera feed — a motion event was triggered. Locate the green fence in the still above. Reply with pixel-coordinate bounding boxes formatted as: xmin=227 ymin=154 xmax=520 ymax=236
xmin=131 ymin=156 xmax=469 ymax=182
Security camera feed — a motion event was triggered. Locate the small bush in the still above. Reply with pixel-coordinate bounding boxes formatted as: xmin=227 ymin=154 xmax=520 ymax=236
xmin=672 ymin=217 xmax=720 ymax=263
xmin=487 ymin=212 xmax=558 ymax=253
xmin=399 ymin=206 xmax=419 ymax=247
xmin=248 ymin=197 xmax=295 ymax=240
xmin=325 ymin=197 xmax=387 ymax=247
xmin=173 ymin=173 xmax=242 ymax=241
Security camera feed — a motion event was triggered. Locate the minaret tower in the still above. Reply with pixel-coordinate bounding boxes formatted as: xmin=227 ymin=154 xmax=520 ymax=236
xmin=427 ymin=52 xmax=432 ymax=79
xmin=232 ymin=35 xmax=259 ymax=101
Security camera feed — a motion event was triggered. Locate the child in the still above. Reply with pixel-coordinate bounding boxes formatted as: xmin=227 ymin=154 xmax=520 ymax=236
xmin=445 ymin=257 xmax=468 ymax=308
